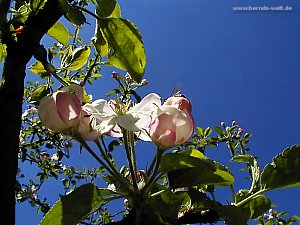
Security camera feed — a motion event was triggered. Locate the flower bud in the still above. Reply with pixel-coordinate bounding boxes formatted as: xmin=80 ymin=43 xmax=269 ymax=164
xmin=220 ymin=121 xmax=225 ymax=127
xmin=150 ymin=105 xmax=194 ymax=150
xmin=124 ymin=72 xmax=132 ymax=83
xmin=112 ymin=71 xmax=120 ymax=79
xmin=141 ymin=79 xmax=148 ymax=86
xmin=164 ymin=95 xmax=192 ymax=113
xmin=237 ymin=128 xmax=244 ymax=135
xmin=39 ymin=91 xmax=82 ymax=134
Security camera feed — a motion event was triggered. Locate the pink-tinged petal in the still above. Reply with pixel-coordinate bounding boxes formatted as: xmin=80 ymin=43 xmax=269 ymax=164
xmin=67 ymin=84 xmax=84 ymax=103
xmin=164 ymin=95 xmax=192 ymax=113
xmin=39 ymin=96 xmax=67 ymax=132
xmin=56 ymin=92 xmax=82 ymax=127
xmin=149 ymin=103 xmax=194 ymax=150
xmin=108 ymin=125 xmax=123 ymax=138
xmin=77 ymin=112 xmax=99 ymax=141
xmin=130 ymin=93 xmax=161 ymax=113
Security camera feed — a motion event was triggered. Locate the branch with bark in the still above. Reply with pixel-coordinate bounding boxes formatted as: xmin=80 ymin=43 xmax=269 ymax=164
xmin=0 ymin=1 xmax=62 ymax=223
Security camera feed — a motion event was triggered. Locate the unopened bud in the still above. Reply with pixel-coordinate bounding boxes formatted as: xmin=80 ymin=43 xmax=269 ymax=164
xmin=226 ymin=126 xmax=230 ymax=133
xmin=232 ymin=120 xmax=236 ymax=126
xmin=79 ymin=80 xmax=84 ymax=87
xmin=141 ymin=79 xmax=148 ymax=86
xmin=112 ymin=71 xmax=120 ymax=79
xmin=124 ymin=199 xmax=129 ymax=206
xmin=220 ymin=121 xmax=225 ymax=127
xmin=237 ymin=128 xmax=244 ymax=135
xmin=125 ymin=72 xmax=132 ymax=83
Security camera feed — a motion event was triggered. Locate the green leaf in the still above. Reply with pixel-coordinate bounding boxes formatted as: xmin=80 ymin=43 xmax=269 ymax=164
xmin=204 ymin=127 xmax=212 ymax=137
xmin=28 ymin=61 xmax=49 ymax=78
xmin=40 ymin=184 xmax=115 ymax=225
xmin=30 ymin=85 xmax=50 ymax=104
xmin=261 ymin=144 xmax=300 ymax=190
xmin=99 ymin=18 xmax=146 ymax=82
xmin=191 ymin=198 xmax=250 ymax=225
xmin=232 ymin=154 xmax=260 ymax=191
xmin=93 ymin=21 xmax=108 ymax=57
xmin=96 ymin=0 xmax=117 ymax=18
xmin=47 ymin=21 xmax=72 ymax=47
xmin=247 ymin=195 xmax=271 ymax=219
xmin=0 ymin=43 xmax=7 ymax=62
xmin=65 ymin=46 xmax=90 ymax=71
xmin=30 ymin=0 xmax=47 ymax=14
xmin=214 ymin=126 xmax=225 ymax=135
xmin=57 ymin=0 xmax=86 ymax=26
xmin=160 ymin=151 xmax=234 ymax=188
xmin=235 ymin=190 xmax=271 ymax=219
xmin=149 ymin=191 xmax=191 ymax=224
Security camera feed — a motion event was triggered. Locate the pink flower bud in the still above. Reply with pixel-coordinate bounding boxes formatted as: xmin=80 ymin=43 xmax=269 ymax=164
xmin=39 ymin=90 xmax=82 ymax=133
xmin=232 ymin=120 xmax=236 ymax=126
xmin=164 ymin=95 xmax=192 ymax=114
xmin=141 ymin=79 xmax=148 ymax=86
xmin=237 ymin=128 xmax=244 ymax=135
xmin=220 ymin=121 xmax=225 ymax=127
xmin=124 ymin=199 xmax=129 ymax=206
xmin=124 ymin=72 xmax=132 ymax=83
xmin=112 ymin=71 xmax=120 ymax=79
xmin=149 ymin=105 xmax=194 ymax=150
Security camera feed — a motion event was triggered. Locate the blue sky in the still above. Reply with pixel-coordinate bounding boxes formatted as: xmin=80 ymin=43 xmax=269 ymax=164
xmin=16 ymin=0 xmax=300 ymax=224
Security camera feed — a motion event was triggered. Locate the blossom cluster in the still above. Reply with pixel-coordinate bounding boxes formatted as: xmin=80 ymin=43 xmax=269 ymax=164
xmin=38 ymin=85 xmax=194 ymax=150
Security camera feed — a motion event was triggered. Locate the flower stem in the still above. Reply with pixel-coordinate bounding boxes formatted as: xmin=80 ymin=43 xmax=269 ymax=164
xmin=142 ymin=149 xmax=163 ymax=193
xmin=79 ymin=140 xmax=134 ymax=193
xmin=95 ymin=139 xmax=132 ymax=189
xmin=123 ymin=129 xmax=138 ymax=191
xmin=234 ymin=189 xmax=267 ymax=207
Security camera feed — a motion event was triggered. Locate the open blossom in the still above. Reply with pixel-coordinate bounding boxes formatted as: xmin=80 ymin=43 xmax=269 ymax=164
xmin=149 ymin=95 xmax=194 ymax=150
xmin=83 ymin=93 xmax=161 ymax=140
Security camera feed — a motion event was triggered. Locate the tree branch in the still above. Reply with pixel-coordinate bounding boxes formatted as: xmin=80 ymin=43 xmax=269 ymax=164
xmin=0 ymin=1 xmax=62 ymax=224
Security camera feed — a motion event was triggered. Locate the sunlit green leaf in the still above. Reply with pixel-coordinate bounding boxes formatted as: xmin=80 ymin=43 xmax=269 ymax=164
xmin=30 ymin=0 xmax=47 ymax=14
xmin=99 ymin=18 xmax=146 ymax=82
xmin=232 ymin=154 xmax=260 ymax=191
xmin=57 ymin=0 xmax=86 ymax=26
xmin=30 ymin=85 xmax=50 ymax=104
xmin=40 ymin=184 xmax=116 ymax=225
xmin=161 ymin=152 xmax=234 ymax=188
xmin=93 ymin=21 xmax=108 ymax=57
xmin=0 ymin=43 xmax=7 ymax=62
xmin=261 ymin=144 xmax=300 ymax=190
xmin=47 ymin=21 xmax=72 ymax=47
xmin=28 ymin=61 xmax=49 ymax=78
xmin=65 ymin=46 xmax=90 ymax=71
xmin=235 ymin=190 xmax=271 ymax=219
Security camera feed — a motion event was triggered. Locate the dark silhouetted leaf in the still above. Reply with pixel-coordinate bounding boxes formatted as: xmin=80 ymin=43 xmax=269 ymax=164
xmin=58 ymin=0 xmax=86 ymax=26
xmin=40 ymin=183 xmax=115 ymax=225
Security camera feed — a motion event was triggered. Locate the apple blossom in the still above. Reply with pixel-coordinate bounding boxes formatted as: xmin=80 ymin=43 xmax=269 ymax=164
xmin=83 ymin=93 xmax=161 ymax=140
xmin=149 ymin=96 xmax=194 ymax=150
xmin=39 ymin=90 xmax=82 ymax=133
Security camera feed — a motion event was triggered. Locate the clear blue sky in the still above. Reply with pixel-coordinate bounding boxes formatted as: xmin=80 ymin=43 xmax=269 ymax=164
xmin=17 ymin=0 xmax=300 ymax=224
